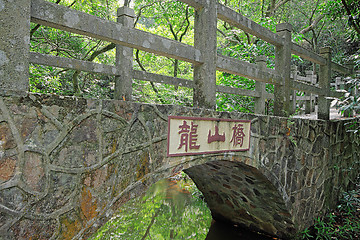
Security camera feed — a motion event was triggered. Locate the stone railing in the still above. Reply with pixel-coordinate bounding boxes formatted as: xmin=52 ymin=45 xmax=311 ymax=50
xmin=0 ymin=0 xmax=353 ymax=119
xmin=291 ymin=68 xmax=318 ymax=115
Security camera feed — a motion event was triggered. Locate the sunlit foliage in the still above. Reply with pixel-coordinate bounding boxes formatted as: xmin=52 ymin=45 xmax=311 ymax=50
xmin=89 ymin=176 xmax=212 ymax=240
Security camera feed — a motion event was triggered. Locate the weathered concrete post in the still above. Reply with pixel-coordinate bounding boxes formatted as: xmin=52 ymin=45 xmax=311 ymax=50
xmin=255 ymin=56 xmax=266 ymax=114
xmin=193 ymin=1 xmax=217 ymax=109
xmin=274 ymin=23 xmax=292 ymax=117
xmin=290 ymin=66 xmax=298 ymax=114
xmin=344 ymin=78 xmax=355 ymax=117
xmin=305 ymin=70 xmax=314 ymax=114
xmin=343 ymin=62 xmax=358 ymax=114
xmin=311 ymin=72 xmax=317 ymax=112
xmin=335 ymin=77 xmax=344 ymax=90
xmin=318 ymin=47 xmax=331 ymax=120
xmin=0 ymin=0 xmax=30 ymax=95
xmin=115 ymin=7 xmax=135 ymax=101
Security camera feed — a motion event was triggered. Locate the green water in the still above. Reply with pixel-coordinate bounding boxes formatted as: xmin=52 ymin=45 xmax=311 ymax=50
xmin=90 ymin=173 xmax=212 ymax=240
xmin=90 ymin=173 xmax=276 ymax=240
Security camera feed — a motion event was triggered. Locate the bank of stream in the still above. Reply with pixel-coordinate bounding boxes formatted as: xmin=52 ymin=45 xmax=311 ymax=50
xmin=89 ymin=172 xmax=275 ymax=239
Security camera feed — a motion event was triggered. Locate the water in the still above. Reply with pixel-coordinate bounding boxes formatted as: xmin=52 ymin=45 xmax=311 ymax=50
xmin=206 ymin=221 xmax=275 ymax=240
xmin=90 ymin=173 xmax=277 ymax=240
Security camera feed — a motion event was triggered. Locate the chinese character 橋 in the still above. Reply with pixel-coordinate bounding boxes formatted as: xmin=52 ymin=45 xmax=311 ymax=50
xmin=230 ymin=123 xmax=246 ymax=147
xmin=178 ymin=120 xmax=200 ymax=152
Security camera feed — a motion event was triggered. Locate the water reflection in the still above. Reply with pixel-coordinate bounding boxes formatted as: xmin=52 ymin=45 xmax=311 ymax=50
xmin=90 ymin=174 xmax=279 ymax=240
xmin=206 ymin=220 xmax=275 ymax=240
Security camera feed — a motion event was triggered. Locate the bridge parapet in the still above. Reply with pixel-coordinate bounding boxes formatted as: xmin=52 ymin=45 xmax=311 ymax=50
xmin=0 ymin=93 xmax=358 ymax=239
xmin=0 ymin=0 xmax=354 ymax=119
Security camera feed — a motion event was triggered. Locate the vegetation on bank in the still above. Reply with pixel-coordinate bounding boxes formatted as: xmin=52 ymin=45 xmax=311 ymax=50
xmin=297 ymin=178 xmax=360 ymax=240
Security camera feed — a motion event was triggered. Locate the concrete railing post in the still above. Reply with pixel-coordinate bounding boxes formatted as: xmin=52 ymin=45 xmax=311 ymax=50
xmin=334 ymin=77 xmax=342 ymax=90
xmin=305 ymin=70 xmax=314 ymax=114
xmin=274 ymin=23 xmax=292 ymax=117
xmin=318 ymin=47 xmax=332 ymax=120
xmin=0 ymin=0 xmax=31 ymax=95
xmin=115 ymin=7 xmax=135 ymax=101
xmin=312 ymin=72 xmax=317 ymax=112
xmin=193 ymin=2 xmax=217 ymax=109
xmin=290 ymin=66 xmax=298 ymax=114
xmin=255 ymin=56 xmax=267 ymax=115
xmin=344 ymin=78 xmax=355 ymax=117
xmin=344 ymin=62 xmax=358 ymax=114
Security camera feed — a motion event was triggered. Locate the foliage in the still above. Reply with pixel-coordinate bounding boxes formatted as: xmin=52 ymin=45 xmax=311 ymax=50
xmin=130 ymin=0 xmax=194 ymax=105
xmin=29 ymin=0 xmax=360 ymax=115
xmin=332 ymin=71 xmax=360 ymax=134
xmin=216 ymin=72 xmax=255 ymax=113
xmin=30 ymin=0 xmax=118 ymax=97
xmin=89 ymin=174 xmax=212 ymax=240
xmin=323 ymin=0 xmax=360 ymax=130
xmin=337 ymin=77 xmax=360 ymax=116
xmin=324 ymin=0 xmax=360 ymax=40
xmin=297 ymin=182 xmax=360 ymax=240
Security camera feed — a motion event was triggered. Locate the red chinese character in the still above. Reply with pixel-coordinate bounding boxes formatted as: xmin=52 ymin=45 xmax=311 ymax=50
xmin=178 ymin=120 xmax=200 ymax=152
xmin=230 ymin=123 xmax=245 ymax=147
xmin=208 ymin=125 xmax=225 ymax=143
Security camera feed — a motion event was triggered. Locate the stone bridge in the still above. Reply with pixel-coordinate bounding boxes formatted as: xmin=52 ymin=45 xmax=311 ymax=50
xmin=1 ymin=0 xmax=359 ymax=239
xmin=0 ymin=93 xmax=359 ymax=239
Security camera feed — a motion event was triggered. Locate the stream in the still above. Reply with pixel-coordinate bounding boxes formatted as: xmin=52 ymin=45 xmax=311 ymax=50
xmin=90 ymin=173 xmax=277 ymax=240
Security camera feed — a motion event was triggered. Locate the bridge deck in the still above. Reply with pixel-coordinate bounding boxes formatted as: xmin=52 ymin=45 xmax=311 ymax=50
xmin=293 ymin=106 xmax=358 ymax=120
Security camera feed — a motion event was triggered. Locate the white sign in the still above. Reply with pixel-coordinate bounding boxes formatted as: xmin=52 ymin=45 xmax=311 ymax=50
xmin=167 ymin=116 xmax=251 ymax=157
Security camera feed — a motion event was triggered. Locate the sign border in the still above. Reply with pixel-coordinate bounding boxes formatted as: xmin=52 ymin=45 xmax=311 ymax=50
xmin=167 ymin=116 xmax=251 ymax=157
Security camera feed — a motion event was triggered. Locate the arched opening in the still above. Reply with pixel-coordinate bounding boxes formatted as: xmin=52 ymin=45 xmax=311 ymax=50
xmin=88 ymin=172 xmax=212 ymax=239
xmin=89 ymin=158 xmax=295 ymax=239
xmin=184 ymin=160 xmax=296 ymax=239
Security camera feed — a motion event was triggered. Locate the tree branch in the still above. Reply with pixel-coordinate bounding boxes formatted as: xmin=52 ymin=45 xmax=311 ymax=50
xmin=160 ymin=4 xmax=178 ymax=41
xmin=299 ymin=15 xmax=324 ymax=35
xmin=68 ymin=0 xmax=77 ymax=8
xmin=309 ymin=0 xmax=321 ymax=22
xmin=70 ymin=42 xmax=116 ymax=96
xmin=178 ymin=6 xmax=190 ymax=42
xmin=273 ymin=0 xmax=291 ymax=14
xmin=141 ymin=208 xmax=161 ymax=240
xmin=134 ymin=50 xmax=165 ymax=103
xmin=85 ymin=42 xmax=115 ymax=62
xmin=30 ymin=0 xmax=62 ymax=39
xmin=265 ymin=0 xmax=291 ymax=18
xmin=134 ymin=1 xmax=164 ymax=27
xmin=341 ymin=0 xmax=360 ymax=36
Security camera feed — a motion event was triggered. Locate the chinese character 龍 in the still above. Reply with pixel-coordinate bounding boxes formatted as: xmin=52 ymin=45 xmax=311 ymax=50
xmin=178 ymin=120 xmax=200 ymax=152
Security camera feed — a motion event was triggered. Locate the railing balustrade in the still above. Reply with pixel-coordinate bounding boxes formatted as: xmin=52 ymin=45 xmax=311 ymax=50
xmin=0 ymin=0 xmax=353 ymax=120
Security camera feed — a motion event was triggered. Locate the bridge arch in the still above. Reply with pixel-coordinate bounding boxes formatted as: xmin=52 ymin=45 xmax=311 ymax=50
xmin=182 ymin=159 xmax=296 ymax=239
xmin=0 ymin=95 xmax=358 ymax=240
xmin=123 ymin=153 xmax=296 ymax=239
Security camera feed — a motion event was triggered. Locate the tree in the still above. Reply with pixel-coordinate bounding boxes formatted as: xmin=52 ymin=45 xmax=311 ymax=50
xmin=30 ymin=0 xmax=357 ymax=114
xmin=30 ymin=0 xmax=119 ymax=98
xmin=324 ymin=0 xmax=360 ymax=124
xmin=131 ymin=0 xmax=194 ymax=105
xmin=89 ymin=177 xmax=212 ymax=240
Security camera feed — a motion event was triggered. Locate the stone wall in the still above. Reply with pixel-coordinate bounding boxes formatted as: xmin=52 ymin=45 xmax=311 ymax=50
xmin=0 ymin=93 xmax=359 ymax=239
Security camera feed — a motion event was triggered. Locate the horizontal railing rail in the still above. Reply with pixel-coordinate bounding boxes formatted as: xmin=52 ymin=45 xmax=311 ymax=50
xmin=31 ymin=0 xmax=202 ymax=64
xmin=216 ymin=55 xmax=282 ymax=85
xmin=7 ymin=0 xmax=351 ymax=119
xmin=216 ymin=4 xmax=284 ymax=47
